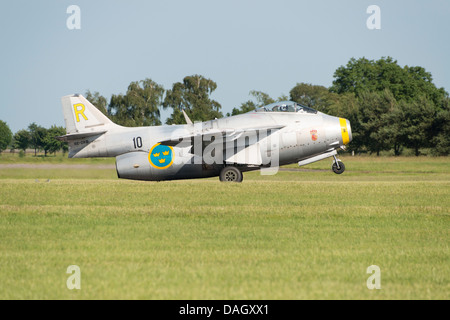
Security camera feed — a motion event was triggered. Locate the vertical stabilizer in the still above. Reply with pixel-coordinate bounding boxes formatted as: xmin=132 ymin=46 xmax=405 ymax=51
xmin=61 ymin=94 xmax=117 ymax=134
xmin=58 ymin=94 xmax=120 ymax=158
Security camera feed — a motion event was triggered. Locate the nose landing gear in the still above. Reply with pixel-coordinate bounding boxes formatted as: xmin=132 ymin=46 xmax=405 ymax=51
xmin=332 ymin=155 xmax=345 ymax=174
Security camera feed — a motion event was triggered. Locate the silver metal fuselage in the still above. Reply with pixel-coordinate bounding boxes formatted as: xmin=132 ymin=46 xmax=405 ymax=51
xmin=68 ymin=110 xmax=352 ymax=181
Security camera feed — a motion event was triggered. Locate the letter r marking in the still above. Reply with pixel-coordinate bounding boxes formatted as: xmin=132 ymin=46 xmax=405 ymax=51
xmin=73 ymin=103 xmax=88 ymax=122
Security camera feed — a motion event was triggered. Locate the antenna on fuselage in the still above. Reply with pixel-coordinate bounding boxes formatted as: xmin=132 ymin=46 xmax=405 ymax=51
xmin=181 ymin=106 xmax=193 ymax=125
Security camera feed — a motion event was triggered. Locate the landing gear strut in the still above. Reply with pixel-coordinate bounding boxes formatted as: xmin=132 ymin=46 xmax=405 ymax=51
xmin=332 ymin=155 xmax=345 ymax=174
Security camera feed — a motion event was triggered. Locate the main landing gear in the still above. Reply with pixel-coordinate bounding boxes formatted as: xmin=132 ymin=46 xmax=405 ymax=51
xmin=219 ymin=166 xmax=243 ymax=182
xmin=332 ymin=155 xmax=345 ymax=174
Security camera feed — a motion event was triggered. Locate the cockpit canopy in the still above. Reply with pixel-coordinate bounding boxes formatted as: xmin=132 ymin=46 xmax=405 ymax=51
xmin=252 ymin=101 xmax=317 ymax=114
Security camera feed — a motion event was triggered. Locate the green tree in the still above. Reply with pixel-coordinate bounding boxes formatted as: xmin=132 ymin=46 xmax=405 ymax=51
xmin=229 ymin=90 xmax=286 ymax=116
xmin=384 ymin=101 xmax=404 ymax=156
xmin=330 ymin=57 xmax=447 ymax=104
xmin=230 ymin=100 xmax=257 ymax=116
xmin=28 ymin=123 xmax=47 ymax=156
xmin=330 ymin=57 xmax=378 ymax=96
xmin=13 ymin=129 xmax=31 ymax=152
xmin=357 ymin=90 xmax=399 ymax=156
xmin=289 ymin=83 xmax=331 ymax=111
xmin=42 ymin=125 xmax=68 ymax=156
xmin=85 ymin=90 xmax=108 ymax=115
xmin=164 ymin=75 xmax=222 ymax=124
xmin=330 ymin=57 xmax=449 ymax=155
xmin=430 ymin=97 xmax=450 ymax=155
xmin=249 ymin=90 xmax=275 ymax=106
xmin=108 ymin=78 xmax=164 ymax=126
xmin=399 ymin=96 xmax=436 ymax=156
xmin=108 ymin=94 xmax=128 ymax=125
xmin=0 ymin=120 xmax=12 ymax=153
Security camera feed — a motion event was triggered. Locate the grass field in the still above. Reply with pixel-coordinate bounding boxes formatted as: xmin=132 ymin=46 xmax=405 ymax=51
xmin=0 ymin=154 xmax=448 ymax=299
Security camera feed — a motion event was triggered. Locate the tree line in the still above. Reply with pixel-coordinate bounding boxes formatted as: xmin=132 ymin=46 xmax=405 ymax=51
xmin=232 ymin=57 xmax=449 ymax=156
xmin=0 ymin=57 xmax=448 ymax=156
xmin=0 ymin=122 xmax=67 ymax=156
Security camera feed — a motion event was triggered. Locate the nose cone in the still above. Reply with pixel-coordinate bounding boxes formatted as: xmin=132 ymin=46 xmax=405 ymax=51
xmin=346 ymin=119 xmax=352 ymax=144
xmin=339 ymin=118 xmax=352 ymax=145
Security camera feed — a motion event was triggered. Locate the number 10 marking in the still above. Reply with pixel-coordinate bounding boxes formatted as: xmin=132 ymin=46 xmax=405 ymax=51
xmin=133 ymin=137 xmax=143 ymax=149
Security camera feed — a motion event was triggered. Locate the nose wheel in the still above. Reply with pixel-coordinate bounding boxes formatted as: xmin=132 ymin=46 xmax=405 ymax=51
xmin=332 ymin=156 xmax=345 ymax=174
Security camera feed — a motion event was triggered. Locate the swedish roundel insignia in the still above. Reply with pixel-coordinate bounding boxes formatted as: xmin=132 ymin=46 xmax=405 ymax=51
xmin=148 ymin=143 xmax=174 ymax=169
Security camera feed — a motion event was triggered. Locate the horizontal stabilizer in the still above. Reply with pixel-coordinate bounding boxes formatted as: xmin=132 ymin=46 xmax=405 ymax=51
xmin=56 ymin=130 xmax=107 ymax=142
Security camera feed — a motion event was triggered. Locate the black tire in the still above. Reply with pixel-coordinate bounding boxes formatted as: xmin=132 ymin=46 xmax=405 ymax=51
xmin=219 ymin=166 xmax=243 ymax=182
xmin=332 ymin=161 xmax=345 ymax=174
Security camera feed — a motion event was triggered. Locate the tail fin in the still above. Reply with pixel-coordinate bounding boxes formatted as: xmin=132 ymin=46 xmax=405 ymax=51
xmin=61 ymin=94 xmax=117 ymax=134
xmin=58 ymin=94 xmax=119 ymax=158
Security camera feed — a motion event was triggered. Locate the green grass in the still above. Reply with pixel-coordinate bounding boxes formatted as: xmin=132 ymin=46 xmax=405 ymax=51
xmin=0 ymin=156 xmax=448 ymax=299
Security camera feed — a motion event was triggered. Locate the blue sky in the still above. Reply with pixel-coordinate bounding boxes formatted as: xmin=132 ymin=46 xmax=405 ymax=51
xmin=1 ymin=0 xmax=449 ymax=133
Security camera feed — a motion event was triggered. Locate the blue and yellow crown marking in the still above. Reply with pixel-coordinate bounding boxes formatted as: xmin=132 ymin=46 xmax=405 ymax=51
xmin=148 ymin=143 xmax=174 ymax=169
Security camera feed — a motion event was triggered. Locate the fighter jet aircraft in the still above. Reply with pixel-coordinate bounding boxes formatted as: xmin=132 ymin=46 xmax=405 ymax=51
xmin=57 ymin=94 xmax=352 ymax=182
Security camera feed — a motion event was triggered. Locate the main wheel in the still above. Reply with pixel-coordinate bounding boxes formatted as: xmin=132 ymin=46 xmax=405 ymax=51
xmin=219 ymin=166 xmax=243 ymax=182
xmin=332 ymin=161 xmax=345 ymax=174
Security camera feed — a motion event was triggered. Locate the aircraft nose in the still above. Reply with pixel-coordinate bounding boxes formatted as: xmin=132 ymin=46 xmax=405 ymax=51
xmin=339 ymin=118 xmax=352 ymax=145
xmin=346 ymin=119 xmax=352 ymax=143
